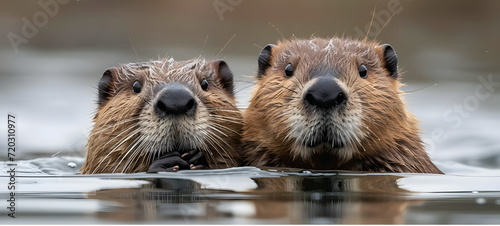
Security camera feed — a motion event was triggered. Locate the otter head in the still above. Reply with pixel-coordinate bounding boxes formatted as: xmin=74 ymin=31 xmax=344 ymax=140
xmin=81 ymin=58 xmax=242 ymax=174
xmin=244 ymin=38 xmax=422 ymax=170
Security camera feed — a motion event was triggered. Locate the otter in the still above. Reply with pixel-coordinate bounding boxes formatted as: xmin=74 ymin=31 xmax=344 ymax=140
xmin=241 ymin=37 xmax=442 ymax=174
xmin=80 ymin=58 xmax=243 ymax=174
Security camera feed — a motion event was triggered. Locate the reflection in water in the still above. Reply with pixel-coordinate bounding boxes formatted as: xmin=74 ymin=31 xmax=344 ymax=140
xmin=87 ymin=173 xmax=417 ymax=224
xmin=242 ymin=174 xmax=415 ymax=224
xmin=90 ymin=178 xmax=202 ymax=222
xmin=2 ymin=160 xmax=500 ymax=224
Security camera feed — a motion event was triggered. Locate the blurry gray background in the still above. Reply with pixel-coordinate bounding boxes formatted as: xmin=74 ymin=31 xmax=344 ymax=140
xmin=1 ymin=0 xmax=499 ymax=168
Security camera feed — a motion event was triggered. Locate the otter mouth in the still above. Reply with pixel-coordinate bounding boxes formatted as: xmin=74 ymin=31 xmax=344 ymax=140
xmin=302 ymin=130 xmax=345 ymax=149
xmin=304 ymin=138 xmax=344 ymax=149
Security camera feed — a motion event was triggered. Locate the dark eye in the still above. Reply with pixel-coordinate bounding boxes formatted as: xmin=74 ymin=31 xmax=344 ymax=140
xmin=359 ymin=64 xmax=368 ymax=78
xmin=284 ymin=63 xmax=294 ymax=77
xmin=200 ymin=78 xmax=209 ymax=91
xmin=132 ymin=81 xmax=142 ymax=93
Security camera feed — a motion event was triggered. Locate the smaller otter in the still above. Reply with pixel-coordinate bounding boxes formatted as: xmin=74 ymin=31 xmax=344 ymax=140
xmin=242 ymin=37 xmax=442 ymax=174
xmin=81 ymin=58 xmax=243 ymax=174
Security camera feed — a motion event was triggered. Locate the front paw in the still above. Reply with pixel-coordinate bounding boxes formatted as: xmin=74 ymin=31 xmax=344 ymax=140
xmin=181 ymin=149 xmax=208 ymax=170
xmin=148 ymin=151 xmax=190 ymax=172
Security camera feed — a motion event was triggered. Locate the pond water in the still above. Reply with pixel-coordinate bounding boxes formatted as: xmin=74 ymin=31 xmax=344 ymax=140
xmin=2 ymin=1 xmax=500 ymax=224
xmin=1 ymin=50 xmax=500 ymax=224
xmin=1 ymin=156 xmax=500 ymax=224
xmin=1 ymin=49 xmax=499 ymax=224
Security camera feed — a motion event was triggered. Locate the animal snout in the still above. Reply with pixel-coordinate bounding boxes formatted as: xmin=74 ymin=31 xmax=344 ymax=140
xmin=155 ymin=84 xmax=197 ymax=116
xmin=304 ymin=77 xmax=346 ymax=109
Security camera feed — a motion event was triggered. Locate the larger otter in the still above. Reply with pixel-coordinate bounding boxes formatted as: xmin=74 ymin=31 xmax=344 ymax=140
xmin=242 ymin=37 xmax=442 ymax=174
xmin=81 ymin=58 xmax=243 ymax=174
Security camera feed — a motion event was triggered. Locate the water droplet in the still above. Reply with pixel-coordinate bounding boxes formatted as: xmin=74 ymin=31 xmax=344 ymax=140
xmin=68 ymin=162 xmax=77 ymax=168
xmin=472 ymin=191 xmax=479 ymax=194
xmin=496 ymin=200 xmax=500 ymax=205
xmin=476 ymin=198 xmax=486 ymax=205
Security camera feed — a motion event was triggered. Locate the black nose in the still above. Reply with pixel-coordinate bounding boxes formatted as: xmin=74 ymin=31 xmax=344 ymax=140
xmin=155 ymin=84 xmax=196 ymax=116
xmin=304 ymin=77 xmax=347 ymax=109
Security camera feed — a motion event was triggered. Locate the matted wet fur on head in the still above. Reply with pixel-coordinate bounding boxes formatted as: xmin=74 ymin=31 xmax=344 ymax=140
xmin=81 ymin=58 xmax=243 ymax=174
xmin=242 ymin=37 xmax=442 ymax=174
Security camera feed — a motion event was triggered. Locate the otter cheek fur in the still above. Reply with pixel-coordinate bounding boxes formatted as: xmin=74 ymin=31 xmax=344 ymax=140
xmin=80 ymin=58 xmax=243 ymax=174
xmin=242 ymin=38 xmax=442 ymax=174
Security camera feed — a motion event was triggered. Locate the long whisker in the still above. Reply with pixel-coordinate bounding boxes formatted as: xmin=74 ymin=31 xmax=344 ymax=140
xmin=205 ymin=108 xmax=242 ymax=114
xmin=90 ymin=126 xmax=140 ymax=174
xmin=209 ymin=120 xmax=240 ymax=135
xmin=214 ymin=34 xmax=236 ymax=59
xmin=99 ymin=129 xmax=141 ymax=173
xmin=113 ymin=134 xmax=143 ymax=173
xmin=204 ymin=128 xmax=236 ymax=166
xmin=209 ymin=116 xmax=244 ymax=125
xmin=199 ymin=35 xmax=209 ymax=56
xmin=269 ymin=22 xmax=285 ymax=39
xmin=364 ymin=3 xmax=378 ymax=41
xmin=99 ymin=124 xmax=140 ymax=151
xmin=120 ymin=138 xmax=145 ymax=173
xmin=374 ymin=11 xmax=397 ymax=40
xmin=399 ymin=83 xmax=437 ymax=94
xmin=202 ymin=130 xmax=232 ymax=167
xmin=90 ymin=117 xmax=140 ymax=136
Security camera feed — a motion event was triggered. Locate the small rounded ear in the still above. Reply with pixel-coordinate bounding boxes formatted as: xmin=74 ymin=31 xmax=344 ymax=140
xmin=212 ymin=60 xmax=235 ymax=96
xmin=380 ymin=44 xmax=398 ymax=78
xmin=97 ymin=68 xmax=115 ymax=107
xmin=258 ymin=44 xmax=276 ymax=78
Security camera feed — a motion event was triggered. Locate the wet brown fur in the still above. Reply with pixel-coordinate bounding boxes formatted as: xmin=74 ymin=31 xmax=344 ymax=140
xmin=242 ymin=37 xmax=442 ymax=174
xmin=81 ymin=58 xmax=243 ymax=174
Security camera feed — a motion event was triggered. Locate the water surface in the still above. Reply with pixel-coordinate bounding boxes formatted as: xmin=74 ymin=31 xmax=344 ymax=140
xmin=1 ymin=156 xmax=500 ymax=224
xmin=1 ymin=1 xmax=500 ymax=224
